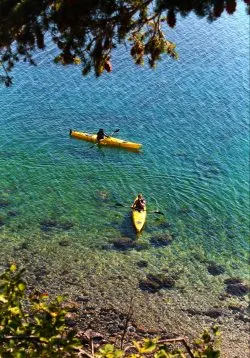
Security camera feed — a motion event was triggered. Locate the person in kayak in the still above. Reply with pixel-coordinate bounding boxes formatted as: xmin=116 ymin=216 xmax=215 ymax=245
xmin=96 ymin=128 xmax=108 ymax=143
xmin=131 ymin=194 xmax=146 ymax=212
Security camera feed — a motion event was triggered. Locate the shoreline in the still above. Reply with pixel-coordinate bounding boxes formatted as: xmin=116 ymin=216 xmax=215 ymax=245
xmin=1 ymin=237 xmax=249 ymax=357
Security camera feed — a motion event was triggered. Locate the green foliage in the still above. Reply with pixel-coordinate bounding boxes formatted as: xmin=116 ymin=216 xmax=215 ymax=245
xmin=97 ymin=330 xmax=221 ymax=358
xmin=0 ymin=264 xmax=80 ymax=357
xmin=0 ymin=1 xmax=248 ymax=86
xmin=0 ymin=265 xmax=221 ymax=357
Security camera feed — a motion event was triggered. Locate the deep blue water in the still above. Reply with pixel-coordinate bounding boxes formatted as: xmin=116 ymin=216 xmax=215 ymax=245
xmin=0 ymin=3 xmax=249 ymax=303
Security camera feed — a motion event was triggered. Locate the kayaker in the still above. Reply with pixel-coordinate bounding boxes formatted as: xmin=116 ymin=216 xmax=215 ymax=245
xmin=131 ymin=194 xmax=146 ymax=212
xmin=96 ymin=128 xmax=108 ymax=143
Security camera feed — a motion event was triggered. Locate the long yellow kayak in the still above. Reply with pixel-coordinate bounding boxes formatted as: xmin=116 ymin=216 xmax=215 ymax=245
xmin=132 ymin=199 xmax=147 ymax=233
xmin=69 ymin=130 xmax=142 ymax=150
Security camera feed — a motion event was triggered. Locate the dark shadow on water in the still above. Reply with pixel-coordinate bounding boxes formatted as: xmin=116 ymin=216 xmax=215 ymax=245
xmin=119 ymin=213 xmax=137 ymax=239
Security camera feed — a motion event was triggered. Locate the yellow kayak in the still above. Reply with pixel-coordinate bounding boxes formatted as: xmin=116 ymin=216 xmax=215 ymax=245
xmin=69 ymin=130 xmax=142 ymax=150
xmin=132 ymin=199 xmax=147 ymax=233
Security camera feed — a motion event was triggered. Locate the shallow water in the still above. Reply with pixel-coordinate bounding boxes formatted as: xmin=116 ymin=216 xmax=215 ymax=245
xmin=0 ymin=3 xmax=249 ymax=351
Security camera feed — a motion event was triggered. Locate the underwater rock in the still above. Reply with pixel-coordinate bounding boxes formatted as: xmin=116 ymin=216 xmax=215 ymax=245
xmin=40 ymin=218 xmax=73 ymax=231
xmin=185 ymin=308 xmax=223 ymax=319
xmin=134 ymin=241 xmax=150 ymax=251
xmin=224 ymin=277 xmax=242 ymax=285
xmin=7 ymin=210 xmax=18 ymax=217
xmin=179 ymin=206 xmax=192 ymax=214
xmin=139 ymin=273 xmax=175 ymax=293
xmin=40 ymin=218 xmax=58 ymax=231
xmin=228 ymin=304 xmax=243 ymax=313
xmin=75 ymin=296 xmax=89 ymax=303
xmin=207 ymin=262 xmax=225 ymax=276
xmin=34 ymin=266 xmax=48 ymax=282
xmin=0 ymin=198 xmax=9 ymax=208
xmin=236 ymin=314 xmax=250 ymax=323
xmin=205 ymin=309 xmax=223 ymax=318
xmin=137 ymin=260 xmax=148 ymax=268
xmin=157 ymin=221 xmax=171 ymax=230
xmin=150 ymin=233 xmax=173 ymax=247
xmin=112 ymin=237 xmax=135 ymax=250
xmin=58 ymin=221 xmax=74 ymax=230
xmin=230 ymin=263 xmax=239 ymax=270
xmin=185 ymin=308 xmax=202 ymax=316
xmin=0 ymin=215 xmax=5 ymax=227
xmin=19 ymin=241 xmax=29 ymax=250
xmin=175 ymin=151 xmax=188 ymax=158
xmin=59 ymin=239 xmax=71 ymax=247
xmin=225 ymin=282 xmax=249 ymax=297
xmin=96 ymin=190 xmax=109 ymax=201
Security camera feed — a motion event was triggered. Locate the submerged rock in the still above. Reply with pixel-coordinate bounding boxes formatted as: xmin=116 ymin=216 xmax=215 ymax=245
xmin=230 ymin=263 xmax=239 ymax=270
xmin=139 ymin=273 xmax=175 ymax=293
xmin=58 ymin=221 xmax=74 ymax=230
xmin=0 ymin=215 xmax=5 ymax=227
xmin=224 ymin=277 xmax=242 ymax=285
xmin=225 ymin=282 xmax=249 ymax=297
xmin=137 ymin=260 xmax=148 ymax=268
xmin=19 ymin=241 xmax=29 ymax=250
xmin=34 ymin=266 xmax=48 ymax=282
xmin=7 ymin=210 xmax=18 ymax=217
xmin=224 ymin=277 xmax=249 ymax=297
xmin=185 ymin=308 xmax=223 ymax=319
xmin=157 ymin=221 xmax=172 ymax=230
xmin=40 ymin=218 xmax=73 ymax=231
xmin=40 ymin=219 xmax=58 ymax=231
xmin=96 ymin=190 xmax=109 ymax=202
xmin=59 ymin=239 xmax=71 ymax=247
xmin=112 ymin=237 xmax=135 ymax=250
xmin=150 ymin=233 xmax=173 ymax=247
xmin=207 ymin=262 xmax=225 ymax=276
xmin=205 ymin=309 xmax=223 ymax=318
xmin=0 ymin=198 xmax=9 ymax=208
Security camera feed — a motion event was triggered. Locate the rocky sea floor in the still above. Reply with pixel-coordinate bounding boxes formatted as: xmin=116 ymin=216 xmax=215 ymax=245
xmin=1 ymin=209 xmax=249 ymax=357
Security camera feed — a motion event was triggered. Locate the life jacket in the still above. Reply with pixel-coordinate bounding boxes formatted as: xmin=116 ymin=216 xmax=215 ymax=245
xmin=136 ymin=199 xmax=145 ymax=210
xmin=97 ymin=129 xmax=105 ymax=140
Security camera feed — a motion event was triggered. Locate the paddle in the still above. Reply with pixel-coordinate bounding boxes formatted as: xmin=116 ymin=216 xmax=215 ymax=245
xmin=115 ymin=202 xmax=164 ymax=215
xmin=90 ymin=128 xmax=120 ymax=149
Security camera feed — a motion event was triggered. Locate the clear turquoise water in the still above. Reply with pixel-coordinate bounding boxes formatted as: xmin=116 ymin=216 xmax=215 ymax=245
xmin=0 ymin=3 xmax=249 ymax=319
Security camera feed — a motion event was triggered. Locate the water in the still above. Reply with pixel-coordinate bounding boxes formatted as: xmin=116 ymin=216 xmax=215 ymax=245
xmin=0 ymin=2 xmax=249 ymax=348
